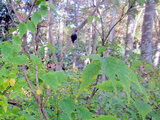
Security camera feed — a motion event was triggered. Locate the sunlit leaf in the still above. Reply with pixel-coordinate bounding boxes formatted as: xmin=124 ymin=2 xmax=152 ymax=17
xmin=27 ymin=21 xmax=36 ymax=34
xmin=19 ymin=23 xmax=27 ymax=36
xmin=31 ymin=12 xmax=41 ymax=26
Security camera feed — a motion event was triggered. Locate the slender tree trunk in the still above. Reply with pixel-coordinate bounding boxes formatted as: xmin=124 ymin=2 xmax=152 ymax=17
xmin=92 ymin=20 xmax=97 ymax=54
xmin=107 ymin=1 xmax=117 ymax=56
xmin=141 ymin=0 xmax=156 ymax=63
xmin=125 ymin=0 xmax=137 ymax=56
xmin=109 ymin=1 xmax=117 ymax=42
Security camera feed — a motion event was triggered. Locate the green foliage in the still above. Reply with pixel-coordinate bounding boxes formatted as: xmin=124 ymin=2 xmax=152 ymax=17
xmin=90 ymin=115 xmax=119 ymax=120
xmin=41 ymin=71 xmax=67 ymax=91
xmin=19 ymin=23 xmax=27 ymax=36
xmin=31 ymin=12 xmax=41 ymax=26
xmin=77 ymin=106 xmax=92 ymax=120
xmin=47 ymin=43 xmax=55 ymax=54
xmin=40 ymin=3 xmax=48 ymax=16
xmin=27 ymin=21 xmax=36 ymax=34
xmin=80 ymin=60 xmax=101 ymax=90
xmin=134 ymin=99 xmax=153 ymax=120
xmin=88 ymin=16 xmax=94 ymax=24
xmin=59 ymin=97 xmax=76 ymax=119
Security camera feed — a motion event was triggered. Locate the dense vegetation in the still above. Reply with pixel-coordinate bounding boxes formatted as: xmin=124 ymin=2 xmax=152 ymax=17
xmin=0 ymin=0 xmax=159 ymax=120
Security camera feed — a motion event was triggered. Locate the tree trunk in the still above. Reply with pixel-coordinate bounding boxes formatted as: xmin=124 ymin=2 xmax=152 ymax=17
xmin=92 ymin=20 xmax=97 ymax=54
xmin=125 ymin=0 xmax=137 ymax=56
xmin=141 ymin=0 xmax=156 ymax=63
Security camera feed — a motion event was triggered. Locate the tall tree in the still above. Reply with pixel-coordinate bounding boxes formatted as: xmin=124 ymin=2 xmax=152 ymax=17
xmin=141 ymin=0 xmax=156 ymax=63
xmin=125 ymin=0 xmax=137 ymax=56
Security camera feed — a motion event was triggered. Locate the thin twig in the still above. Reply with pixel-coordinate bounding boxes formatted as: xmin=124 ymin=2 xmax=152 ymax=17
xmin=42 ymin=88 xmax=51 ymax=107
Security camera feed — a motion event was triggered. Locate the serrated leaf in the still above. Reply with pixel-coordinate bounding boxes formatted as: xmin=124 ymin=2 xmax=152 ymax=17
xmin=40 ymin=5 xmax=48 ymax=16
xmin=30 ymin=54 xmax=42 ymax=66
xmin=81 ymin=60 xmax=101 ymax=90
xmin=11 ymin=55 xmax=28 ymax=65
xmin=134 ymin=99 xmax=153 ymax=120
xmin=31 ymin=12 xmax=41 ymax=26
xmin=97 ymin=80 xmax=123 ymax=91
xmin=60 ymin=97 xmax=76 ymax=119
xmin=27 ymin=21 xmax=36 ymax=34
xmin=77 ymin=106 xmax=92 ymax=120
xmin=42 ymin=71 xmax=66 ymax=91
xmin=47 ymin=43 xmax=55 ymax=54
xmin=90 ymin=115 xmax=119 ymax=120
xmin=102 ymin=57 xmax=132 ymax=103
xmin=19 ymin=23 xmax=27 ymax=36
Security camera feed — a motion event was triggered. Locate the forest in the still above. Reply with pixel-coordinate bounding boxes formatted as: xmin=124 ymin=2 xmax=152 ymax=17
xmin=0 ymin=0 xmax=159 ymax=120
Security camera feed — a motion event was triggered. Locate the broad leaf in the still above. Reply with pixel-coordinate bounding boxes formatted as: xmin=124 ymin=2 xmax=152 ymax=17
xmin=77 ymin=106 xmax=92 ymax=120
xmin=19 ymin=23 xmax=27 ymax=36
xmin=60 ymin=97 xmax=76 ymax=119
xmin=97 ymin=80 xmax=123 ymax=91
xmin=31 ymin=12 xmax=41 ymax=26
xmin=30 ymin=54 xmax=42 ymax=66
xmin=27 ymin=21 xmax=36 ymax=34
xmin=134 ymin=99 xmax=153 ymax=120
xmin=81 ymin=60 xmax=101 ymax=90
xmin=42 ymin=71 xmax=66 ymax=91
xmin=40 ymin=5 xmax=48 ymax=16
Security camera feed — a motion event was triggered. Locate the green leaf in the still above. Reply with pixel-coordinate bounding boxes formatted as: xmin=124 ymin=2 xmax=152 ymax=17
xmin=9 ymin=27 xmax=17 ymax=33
xmin=31 ymin=12 xmax=41 ymax=26
xmin=3 ymin=79 xmax=9 ymax=89
xmin=97 ymin=80 xmax=123 ymax=91
xmin=47 ymin=43 xmax=55 ymax=54
xmin=27 ymin=21 xmax=36 ymax=34
xmin=97 ymin=46 xmax=107 ymax=54
xmin=60 ymin=97 xmax=76 ymax=119
xmin=30 ymin=54 xmax=42 ymax=66
xmin=137 ymin=0 xmax=146 ymax=6
xmin=88 ymin=16 xmax=94 ymax=24
xmin=134 ymin=99 xmax=153 ymax=120
xmin=19 ymin=23 xmax=27 ymax=36
xmin=11 ymin=55 xmax=28 ymax=65
xmin=102 ymin=57 xmax=131 ymax=102
xmin=0 ymin=95 xmax=8 ymax=112
xmin=12 ymin=106 xmax=20 ymax=114
xmin=13 ymin=36 xmax=21 ymax=45
xmin=36 ymin=0 xmax=45 ymax=5
xmin=42 ymin=71 xmax=66 ymax=91
xmin=90 ymin=115 xmax=119 ymax=120
xmin=40 ymin=5 xmax=48 ymax=16
xmin=1 ymin=42 xmax=17 ymax=60
xmin=49 ymin=4 xmax=59 ymax=16
xmin=81 ymin=60 xmax=101 ymax=90
xmin=77 ymin=106 xmax=92 ymax=120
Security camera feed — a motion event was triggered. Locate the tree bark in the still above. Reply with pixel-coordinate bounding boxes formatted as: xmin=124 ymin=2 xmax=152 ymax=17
xmin=125 ymin=0 xmax=137 ymax=56
xmin=141 ymin=0 xmax=156 ymax=63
